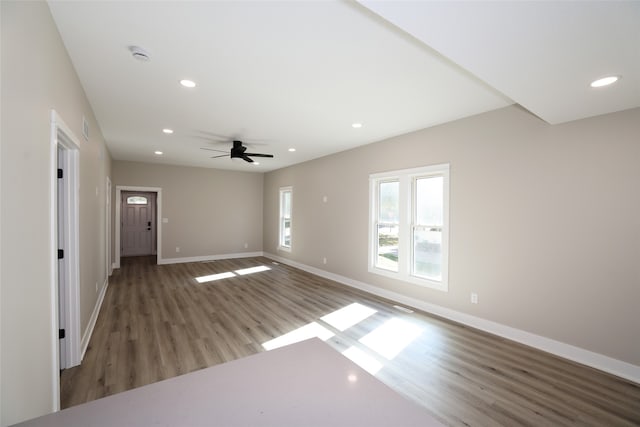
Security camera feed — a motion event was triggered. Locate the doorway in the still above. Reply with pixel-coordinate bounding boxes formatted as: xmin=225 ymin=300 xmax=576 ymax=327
xmin=106 ymin=177 xmax=112 ymax=276
xmin=114 ymin=186 xmax=162 ymax=269
xmin=52 ymin=114 xmax=80 ymax=371
xmin=50 ymin=110 xmax=81 ymax=410
xmin=121 ymin=191 xmax=157 ymax=257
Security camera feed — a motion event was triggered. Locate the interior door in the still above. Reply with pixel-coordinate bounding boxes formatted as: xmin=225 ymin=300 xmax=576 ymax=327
xmin=121 ymin=192 xmax=155 ymax=257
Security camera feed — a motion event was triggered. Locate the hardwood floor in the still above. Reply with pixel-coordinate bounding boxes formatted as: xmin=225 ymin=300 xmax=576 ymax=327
xmin=61 ymin=256 xmax=640 ymax=426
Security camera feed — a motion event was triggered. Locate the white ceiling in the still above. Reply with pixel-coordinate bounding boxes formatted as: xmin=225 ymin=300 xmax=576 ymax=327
xmin=47 ymin=1 xmax=639 ymax=172
xmin=359 ymin=0 xmax=640 ymax=125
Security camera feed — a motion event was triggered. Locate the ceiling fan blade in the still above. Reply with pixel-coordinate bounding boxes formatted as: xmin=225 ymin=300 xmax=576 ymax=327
xmin=191 ymin=135 xmax=226 ymax=143
xmin=200 ymin=147 xmax=228 ymax=153
xmin=242 ymin=155 xmax=254 ymax=163
xmin=244 ymin=153 xmax=274 ymax=158
xmin=210 ymin=154 xmax=228 ymax=159
xmin=194 ymin=130 xmax=230 ymax=140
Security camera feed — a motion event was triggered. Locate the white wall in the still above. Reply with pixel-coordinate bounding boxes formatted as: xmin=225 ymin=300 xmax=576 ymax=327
xmin=264 ymin=105 xmax=640 ymax=368
xmin=1 ymin=2 xmax=112 ymax=425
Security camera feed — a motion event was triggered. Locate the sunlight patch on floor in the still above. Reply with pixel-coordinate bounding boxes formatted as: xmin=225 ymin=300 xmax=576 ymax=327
xmin=195 ymin=265 xmax=271 ymax=283
xmin=321 ymin=302 xmax=377 ymax=331
xmin=260 ymin=301 xmax=422 ymax=375
xmin=235 ymin=265 xmax=271 ymax=276
xmin=359 ymin=318 xmax=423 ymax=360
xmin=195 ymin=272 xmax=236 ymax=283
xmin=262 ymin=322 xmax=334 ymax=351
xmin=342 ymin=346 xmax=383 ymax=375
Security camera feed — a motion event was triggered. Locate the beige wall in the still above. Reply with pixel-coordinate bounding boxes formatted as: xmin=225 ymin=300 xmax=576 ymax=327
xmin=1 ymin=2 xmax=112 ymax=425
xmin=1 ymin=4 xmax=637 ymax=424
xmin=264 ymin=105 xmax=640 ymax=366
xmin=112 ymin=161 xmax=263 ymax=260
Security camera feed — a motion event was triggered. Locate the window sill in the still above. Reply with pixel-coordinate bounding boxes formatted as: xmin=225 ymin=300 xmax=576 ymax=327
xmin=368 ymin=266 xmax=448 ymax=292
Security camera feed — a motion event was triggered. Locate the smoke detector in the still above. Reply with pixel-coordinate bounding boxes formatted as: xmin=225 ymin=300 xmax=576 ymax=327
xmin=129 ymin=46 xmax=151 ymax=61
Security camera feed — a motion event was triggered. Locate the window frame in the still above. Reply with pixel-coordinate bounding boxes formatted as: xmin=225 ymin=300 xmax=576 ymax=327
xmin=368 ymin=164 xmax=449 ymax=292
xmin=278 ymin=186 xmax=293 ymax=252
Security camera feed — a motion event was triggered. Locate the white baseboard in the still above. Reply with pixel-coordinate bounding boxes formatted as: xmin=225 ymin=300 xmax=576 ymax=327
xmin=264 ymin=252 xmax=640 ymax=385
xmin=158 ymin=251 xmax=264 ymax=265
xmin=80 ymin=276 xmax=109 ymax=361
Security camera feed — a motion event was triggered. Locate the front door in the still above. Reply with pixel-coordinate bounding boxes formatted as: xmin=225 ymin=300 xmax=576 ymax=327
xmin=121 ymin=192 xmax=156 ymax=257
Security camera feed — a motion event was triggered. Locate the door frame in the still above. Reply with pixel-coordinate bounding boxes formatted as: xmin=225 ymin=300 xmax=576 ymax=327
xmin=114 ymin=185 xmax=162 ymax=268
xmin=106 ymin=177 xmax=112 ymax=276
xmin=120 ymin=191 xmax=156 ymax=257
xmin=49 ymin=110 xmax=81 ymax=410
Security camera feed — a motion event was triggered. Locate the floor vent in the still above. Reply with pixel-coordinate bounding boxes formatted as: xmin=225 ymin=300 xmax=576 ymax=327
xmin=393 ymin=305 xmax=414 ymax=314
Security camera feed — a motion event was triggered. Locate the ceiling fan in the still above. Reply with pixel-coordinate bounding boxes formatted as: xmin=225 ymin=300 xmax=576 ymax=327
xmin=201 ymin=140 xmax=274 ymax=163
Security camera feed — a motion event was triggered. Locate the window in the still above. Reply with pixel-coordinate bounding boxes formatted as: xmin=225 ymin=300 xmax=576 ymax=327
xmin=376 ymin=180 xmax=400 ymax=272
xmin=126 ymin=196 xmax=148 ymax=205
xmin=369 ymin=164 xmax=449 ymax=291
xmin=279 ymin=186 xmax=292 ymax=251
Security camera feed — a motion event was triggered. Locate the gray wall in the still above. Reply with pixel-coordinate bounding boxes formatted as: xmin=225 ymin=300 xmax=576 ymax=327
xmin=113 ymin=161 xmax=263 ymax=260
xmin=264 ymin=105 xmax=640 ymax=366
xmin=1 ymin=2 xmax=112 ymax=425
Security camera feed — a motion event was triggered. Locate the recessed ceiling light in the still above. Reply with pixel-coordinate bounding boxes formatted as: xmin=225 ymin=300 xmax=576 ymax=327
xmin=352 ymin=123 xmax=362 ymax=128
xmin=590 ymin=76 xmax=619 ymax=88
xmin=180 ymin=79 xmax=196 ymax=88
xmin=253 ymin=162 xmax=260 ymax=165
xmin=288 ymin=148 xmax=296 ymax=152
xmin=162 ymin=128 xmax=173 ymax=134
xmin=154 ymin=151 xmax=163 ymax=155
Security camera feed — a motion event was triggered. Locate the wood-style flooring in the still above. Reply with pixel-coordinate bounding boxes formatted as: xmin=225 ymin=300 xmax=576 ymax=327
xmin=60 ymin=256 xmax=640 ymax=426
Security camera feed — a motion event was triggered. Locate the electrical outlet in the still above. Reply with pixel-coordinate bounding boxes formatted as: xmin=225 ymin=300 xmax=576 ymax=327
xmin=244 ymin=243 xmax=249 ymax=249
xmin=471 ymin=293 xmax=478 ymax=304
xmin=95 ymin=282 xmax=98 ymax=292
xmin=176 ymin=247 xmax=180 ymax=253
xmin=323 ymin=257 xmax=327 ymax=265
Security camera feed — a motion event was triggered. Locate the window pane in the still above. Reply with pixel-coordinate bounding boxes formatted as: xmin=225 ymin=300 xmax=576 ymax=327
xmin=279 ymin=188 xmax=292 ymax=249
xmin=415 ymin=177 xmax=443 ymax=226
xmin=377 ymin=180 xmax=399 ymax=272
xmin=283 ymin=191 xmax=291 ymax=218
xmin=283 ymin=219 xmax=291 ymax=246
xmin=413 ymin=227 xmax=442 ymax=281
xmin=378 ymin=181 xmax=399 ymax=223
xmin=126 ymin=196 xmax=148 ymax=205
xmin=377 ymin=223 xmax=398 ymax=272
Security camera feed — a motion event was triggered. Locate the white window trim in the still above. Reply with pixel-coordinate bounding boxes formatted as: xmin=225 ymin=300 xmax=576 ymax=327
xmin=368 ymin=164 xmax=449 ymax=292
xmin=278 ymin=186 xmax=292 ymax=252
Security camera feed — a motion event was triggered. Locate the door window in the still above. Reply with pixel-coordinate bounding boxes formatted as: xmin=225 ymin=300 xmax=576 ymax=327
xmin=126 ymin=196 xmax=148 ymax=205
